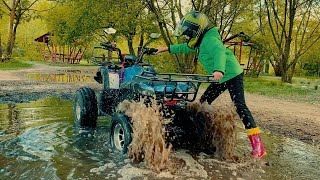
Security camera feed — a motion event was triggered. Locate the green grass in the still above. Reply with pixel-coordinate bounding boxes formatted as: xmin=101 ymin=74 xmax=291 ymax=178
xmin=244 ymin=76 xmax=320 ymax=104
xmin=199 ymin=76 xmax=320 ymax=104
xmin=0 ymin=59 xmax=33 ymax=70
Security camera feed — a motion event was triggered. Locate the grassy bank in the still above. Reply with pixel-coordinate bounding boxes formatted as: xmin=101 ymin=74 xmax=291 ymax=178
xmin=244 ymin=76 xmax=320 ymax=104
xmin=0 ymin=59 xmax=33 ymax=70
xmin=199 ymin=76 xmax=319 ymax=104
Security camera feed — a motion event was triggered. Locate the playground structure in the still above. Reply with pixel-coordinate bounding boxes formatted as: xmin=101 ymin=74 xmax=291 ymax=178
xmin=34 ymin=33 xmax=85 ymax=64
xmin=223 ymin=32 xmax=265 ymax=77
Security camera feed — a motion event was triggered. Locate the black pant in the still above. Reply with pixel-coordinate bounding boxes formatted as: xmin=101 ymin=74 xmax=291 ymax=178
xmin=200 ymin=73 xmax=256 ymax=129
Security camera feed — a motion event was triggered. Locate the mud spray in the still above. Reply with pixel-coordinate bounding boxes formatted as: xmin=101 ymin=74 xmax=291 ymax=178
xmin=116 ymin=98 xmax=238 ymax=172
xmin=117 ymin=100 xmax=172 ymax=172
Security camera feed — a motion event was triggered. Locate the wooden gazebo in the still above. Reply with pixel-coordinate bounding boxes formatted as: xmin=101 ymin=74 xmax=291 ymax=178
xmin=223 ymin=32 xmax=265 ymax=77
xmin=35 ymin=33 xmax=85 ymax=64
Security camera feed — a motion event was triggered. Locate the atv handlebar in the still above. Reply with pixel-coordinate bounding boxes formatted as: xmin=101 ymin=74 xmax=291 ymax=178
xmin=142 ymin=48 xmax=158 ymax=55
xmin=98 ymin=42 xmax=157 ymax=64
xmin=100 ymin=42 xmax=119 ymax=52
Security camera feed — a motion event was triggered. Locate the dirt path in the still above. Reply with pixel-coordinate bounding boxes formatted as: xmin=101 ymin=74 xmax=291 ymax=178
xmin=1 ymin=64 xmax=320 ymax=147
xmin=247 ymin=93 xmax=320 ymax=145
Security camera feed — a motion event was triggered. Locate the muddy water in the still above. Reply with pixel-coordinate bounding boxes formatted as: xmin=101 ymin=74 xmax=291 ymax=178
xmin=0 ymin=98 xmax=125 ymax=179
xmin=1 ymin=98 xmax=320 ymax=179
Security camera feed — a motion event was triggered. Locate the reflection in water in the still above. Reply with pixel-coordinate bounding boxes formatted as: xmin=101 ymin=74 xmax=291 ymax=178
xmin=26 ymin=73 xmax=95 ymax=83
xmin=58 ymin=69 xmax=96 ymax=74
xmin=6 ymin=104 xmax=24 ymax=136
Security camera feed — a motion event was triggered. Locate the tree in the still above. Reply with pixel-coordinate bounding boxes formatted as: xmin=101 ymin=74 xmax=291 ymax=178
xmin=263 ymin=0 xmax=320 ymax=82
xmin=105 ymin=1 xmax=157 ymax=55
xmin=0 ymin=33 xmax=3 ymax=61
xmin=0 ymin=0 xmax=59 ymax=61
xmin=146 ymin=0 xmax=257 ymax=73
xmin=0 ymin=6 xmax=2 ymax=60
xmin=46 ymin=0 xmax=157 ymax=59
xmin=146 ymin=0 xmax=198 ymax=73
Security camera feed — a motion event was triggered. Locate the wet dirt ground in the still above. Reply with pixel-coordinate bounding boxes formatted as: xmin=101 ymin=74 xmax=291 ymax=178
xmin=1 ymin=63 xmax=320 ymax=179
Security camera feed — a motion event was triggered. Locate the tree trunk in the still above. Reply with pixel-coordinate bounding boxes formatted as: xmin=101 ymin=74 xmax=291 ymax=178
xmin=5 ymin=0 xmax=22 ymax=60
xmin=273 ymin=62 xmax=282 ymax=76
xmin=317 ymin=63 xmax=320 ymax=77
xmin=0 ymin=33 xmax=3 ymax=62
xmin=138 ymin=32 xmax=144 ymax=55
xmin=286 ymin=63 xmax=297 ymax=83
xmin=6 ymin=4 xmax=16 ymax=59
xmin=11 ymin=15 xmax=21 ymax=55
xmin=126 ymin=35 xmax=135 ymax=56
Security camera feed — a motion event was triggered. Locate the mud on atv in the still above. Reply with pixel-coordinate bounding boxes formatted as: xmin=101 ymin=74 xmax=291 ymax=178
xmin=73 ymin=32 xmax=217 ymax=154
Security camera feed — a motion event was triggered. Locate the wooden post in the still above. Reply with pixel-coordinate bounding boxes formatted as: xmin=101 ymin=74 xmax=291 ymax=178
xmin=239 ymin=41 xmax=243 ymax=65
xmin=62 ymin=45 xmax=65 ymax=63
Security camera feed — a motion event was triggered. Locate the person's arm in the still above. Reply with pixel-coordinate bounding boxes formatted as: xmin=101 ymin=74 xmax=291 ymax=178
xmin=156 ymin=47 xmax=168 ymax=54
xmin=169 ymin=43 xmax=196 ymax=54
xmin=156 ymin=43 xmax=196 ymax=54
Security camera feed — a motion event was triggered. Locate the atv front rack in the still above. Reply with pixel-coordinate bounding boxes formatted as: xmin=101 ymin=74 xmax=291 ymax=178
xmin=135 ymin=72 xmax=217 ymax=102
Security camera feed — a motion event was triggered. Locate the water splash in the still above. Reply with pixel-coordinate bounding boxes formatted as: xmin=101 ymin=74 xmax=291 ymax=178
xmin=188 ymin=101 xmax=238 ymax=160
xmin=116 ymin=99 xmax=238 ymax=171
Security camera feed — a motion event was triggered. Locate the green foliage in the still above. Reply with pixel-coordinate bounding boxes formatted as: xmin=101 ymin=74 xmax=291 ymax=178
xmin=298 ymin=42 xmax=320 ymax=77
xmin=46 ymin=0 xmax=157 ymax=54
xmin=0 ymin=59 xmax=32 ymax=70
xmin=46 ymin=0 xmax=104 ymax=46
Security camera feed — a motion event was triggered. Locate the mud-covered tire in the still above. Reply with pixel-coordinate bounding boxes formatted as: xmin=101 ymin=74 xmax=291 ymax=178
xmin=168 ymin=108 xmax=206 ymax=149
xmin=73 ymin=87 xmax=98 ymax=128
xmin=98 ymin=89 xmax=120 ymax=116
xmin=110 ymin=113 xmax=132 ymax=154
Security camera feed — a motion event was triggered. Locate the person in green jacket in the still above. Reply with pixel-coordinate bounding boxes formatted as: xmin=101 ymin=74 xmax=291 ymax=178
xmin=156 ymin=11 xmax=266 ymax=158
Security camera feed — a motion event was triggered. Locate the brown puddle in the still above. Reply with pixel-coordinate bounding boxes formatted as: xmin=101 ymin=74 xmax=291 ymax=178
xmin=26 ymin=73 xmax=95 ymax=83
xmin=57 ymin=69 xmax=96 ymax=74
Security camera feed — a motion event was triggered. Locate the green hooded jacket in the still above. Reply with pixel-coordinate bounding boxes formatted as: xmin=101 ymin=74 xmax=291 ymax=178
xmin=169 ymin=27 xmax=243 ymax=83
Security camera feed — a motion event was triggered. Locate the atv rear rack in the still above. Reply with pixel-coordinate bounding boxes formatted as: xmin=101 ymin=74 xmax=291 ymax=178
xmin=135 ymin=72 xmax=217 ymax=102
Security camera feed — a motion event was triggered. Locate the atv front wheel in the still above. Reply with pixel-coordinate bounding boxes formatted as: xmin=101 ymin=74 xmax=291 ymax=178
xmin=73 ymin=87 xmax=98 ymax=128
xmin=110 ymin=113 xmax=132 ymax=154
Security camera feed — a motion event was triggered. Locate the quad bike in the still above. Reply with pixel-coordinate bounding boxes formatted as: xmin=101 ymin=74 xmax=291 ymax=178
xmin=73 ymin=30 xmax=217 ymax=154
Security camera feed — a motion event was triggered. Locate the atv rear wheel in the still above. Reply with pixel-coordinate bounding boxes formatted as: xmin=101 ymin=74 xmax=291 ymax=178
xmin=74 ymin=87 xmax=98 ymax=128
xmin=167 ymin=108 xmax=206 ymax=149
xmin=110 ymin=113 xmax=132 ymax=154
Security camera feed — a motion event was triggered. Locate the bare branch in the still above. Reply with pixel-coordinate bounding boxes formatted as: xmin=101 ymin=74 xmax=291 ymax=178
xmin=1 ymin=0 xmax=11 ymax=11
xmin=24 ymin=1 xmax=60 ymax=13
xmin=298 ymin=1 xmax=312 ymax=53
xmin=265 ymin=0 xmax=281 ymax=48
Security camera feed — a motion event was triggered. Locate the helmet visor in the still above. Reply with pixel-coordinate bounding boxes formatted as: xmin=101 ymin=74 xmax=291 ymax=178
xmin=174 ymin=23 xmax=188 ymax=37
